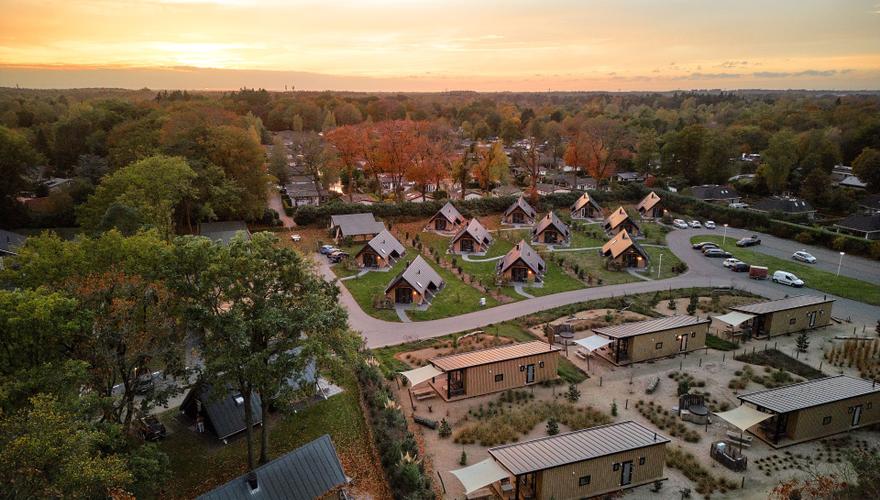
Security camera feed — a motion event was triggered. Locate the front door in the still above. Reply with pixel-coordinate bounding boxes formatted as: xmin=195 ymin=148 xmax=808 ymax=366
xmin=363 ymin=252 xmax=377 ymax=268
xmin=435 ymin=218 xmax=446 ymax=231
xmin=525 ymin=364 xmax=535 ymax=384
xmin=513 ymin=211 xmax=523 ymax=224
xmin=447 ymin=370 xmax=465 ymax=398
xmin=679 ymin=333 xmax=689 ymax=351
xmin=395 ymin=286 xmax=412 ymax=304
xmin=512 ymin=267 xmax=528 ymax=282
xmin=808 ymin=311 xmax=817 ymax=328
xmin=460 ymin=238 xmax=474 ymax=253
xmin=545 ymin=230 xmax=557 ymax=244
xmin=515 ymin=472 xmax=537 ymax=499
xmin=620 ymin=461 xmax=633 ymax=486
xmin=852 ymin=405 xmax=863 ymax=426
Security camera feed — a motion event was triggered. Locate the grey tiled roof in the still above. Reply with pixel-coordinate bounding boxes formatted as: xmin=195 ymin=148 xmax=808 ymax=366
xmin=452 ymin=218 xmax=493 ymax=246
xmin=751 ymin=197 xmax=815 ymax=214
xmin=361 ymin=229 xmax=406 ymax=259
xmin=835 ymin=214 xmax=880 ymax=233
xmin=533 ymin=211 xmax=570 ymax=238
xmin=739 ymin=376 xmax=880 ymax=414
xmin=435 ymin=202 xmax=465 ymax=225
xmin=489 ymin=421 xmax=669 ymax=475
xmin=0 ymin=229 xmax=26 ymax=255
xmin=188 ymin=383 xmax=263 ymax=440
xmin=385 ymin=255 xmax=444 ymax=295
xmin=329 ymin=213 xmax=385 ymax=237
xmin=593 ymin=315 xmax=710 ymax=339
xmin=691 ymin=184 xmax=739 ymax=200
xmin=731 ymin=295 xmax=833 ymax=315
xmin=497 ymin=240 xmax=545 ymax=275
xmin=199 ymin=221 xmax=251 ymax=245
xmin=860 ymin=194 xmax=880 ymax=210
xmin=197 ymin=434 xmax=347 ymax=500
xmin=504 ymin=196 xmax=536 ymax=219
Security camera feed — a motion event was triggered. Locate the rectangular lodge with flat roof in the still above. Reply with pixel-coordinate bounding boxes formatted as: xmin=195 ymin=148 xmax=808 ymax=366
xmin=730 ymin=295 xmax=834 ymax=338
xmin=428 ymin=341 xmax=560 ymax=400
xmin=487 ymin=421 xmax=669 ymax=499
xmin=738 ymin=375 xmax=880 ymax=447
xmin=592 ymin=315 xmax=710 ymax=365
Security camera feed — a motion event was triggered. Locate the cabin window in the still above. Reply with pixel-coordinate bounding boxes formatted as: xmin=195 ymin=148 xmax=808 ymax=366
xmin=691 ymin=332 xmax=696 ymax=338
xmin=613 ymin=463 xmax=620 ymax=471
xmin=822 ymin=416 xmax=832 ymax=425
xmin=539 ymin=361 xmax=545 ymax=368
xmin=639 ymin=457 xmax=646 ymax=465
xmin=789 ymin=318 xmax=796 ymax=325
xmin=655 ymin=342 xmax=663 ymax=350
xmin=519 ymin=365 xmax=525 ymax=372
xmin=495 ymin=374 xmax=504 ymax=383
xmin=868 ymin=402 xmax=873 ymax=410
xmin=578 ymin=475 xmax=591 ymax=486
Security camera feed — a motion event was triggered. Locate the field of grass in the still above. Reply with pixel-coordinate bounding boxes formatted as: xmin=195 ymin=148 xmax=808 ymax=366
xmin=557 ymin=357 xmax=589 ymax=383
xmin=408 ymin=262 xmax=500 ymax=320
xmin=706 ymin=334 xmax=738 ymax=351
xmin=689 ymin=235 xmax=880 ymax=306
xmin=643 ymin=246 xmax=685 ymax=280
xmin=336 ymin=255 xmax=407 ymax=322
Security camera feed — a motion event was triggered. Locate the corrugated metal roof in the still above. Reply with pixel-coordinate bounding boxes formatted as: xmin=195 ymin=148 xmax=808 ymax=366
xmin=452 ymin=218 xmax=493 ymax=246
xmin=497 ymin=240 xmax=545 ymax=275
xmin=731 ymin=295 xmax=833 ymax=315
xmin=197 ymin=434 xmax=347 ymax=500
xmin=533 ymin=211 xmax=570 ymax=238
xmin=384 ymin=255 xmax=444 ymax=295
xmin=504 ymin=196 xmax=536 ymax=219
xmin=636 ymin=191 xmax=661 ymax=212
xmin=431 ymin=340 xmax=559 ymax=371
xmin=361 ymin=229 xmax=406 ymax=258
xmin=571 ymin=192 xmax=602 ymax=213
xmin=739 ymin=375 xmax=880 ymax=414
xmin=489 ymin=421 xmax=669 ymax=475
xmin=329 ymin=213 xmax=385 ymax=237
xmin=593 ymin=315 xmax=710 ymax=339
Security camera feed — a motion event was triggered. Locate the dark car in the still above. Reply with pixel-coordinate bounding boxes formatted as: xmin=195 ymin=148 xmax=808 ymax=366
xmin=137 ymin=416 xmax=167 ymax=441
xmin=704 ymin=248 xmax=733 ymax=258
xmin=731 ymin=262 xmax=750 ymax=272
xmin=736 ymin=235 xmax=761 ymax=247
xmin=327 ymin=250 xmax=349 ymax=263
xmin=692 ymin=241 xmax=717 ymax=250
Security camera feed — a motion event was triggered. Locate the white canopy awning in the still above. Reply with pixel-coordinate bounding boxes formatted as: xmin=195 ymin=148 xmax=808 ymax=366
xmin=399 ymin=365 xmax=443 ymax=387
xmin=714 ymin=404 xmax=773 ymax=432
xmin=713 ymin=311 xmax=756 ymax=328
xmin=450 ymin=459 xmax=511 ymax=495
xmin=574 ymin=335 xmax=613 ymax=352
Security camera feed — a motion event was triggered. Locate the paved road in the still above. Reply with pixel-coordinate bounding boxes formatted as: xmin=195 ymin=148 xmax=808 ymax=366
xmin=267 ymin=190 xmax=296 ymax=228
xmin=319 ymin=229 xmax=880 ymax=349
xmin=689 ymin=225 xmax=880 ymax=283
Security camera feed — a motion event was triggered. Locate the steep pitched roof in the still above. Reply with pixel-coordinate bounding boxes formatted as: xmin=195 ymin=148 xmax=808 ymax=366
xmin=385 ymin=255 xmax=444 ymax=295
xmin=504 ymin=196 xmax=536 ymax=219
xmin=329 ymin=213 xmax=385 ymax=237
xmin=600 ymin=229 xmax=647 ymax=260
xmin=197 ymin=435 xmax=347 ymax=500
xmin=497 ymin=240 xmax=545 ymax=275
xmin=571 ymin=192 xmax=602 ymax=213
xmin=188 ymin=383 xmax=263 ymax=440
xmin=452 ymin=218 xmax=493 ymax=246
xmin=605 ymin=206 xmax=637 ymax=231
xmin=360 ymin=229 xmax=406 ymax=259
xmin=533 ymin=211 xmax=570 ymax=238
xmin=433 ymin=201 xmax=465 ymax=225
xmin=636 ymin=191 xmax=662 ymax=212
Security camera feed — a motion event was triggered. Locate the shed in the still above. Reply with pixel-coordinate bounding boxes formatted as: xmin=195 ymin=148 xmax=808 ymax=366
xmin=738 ymin=376 xmax=880 ymax=447
xmin=600 ymin=229 xmax=649 ymax=269
xmin=428 ymin=341 xmax=560 ymax=400
xmin=730 ymin=295 xmax=834 ymax=338
xmin=592 ymin=315 xmax=710 ymax=365
xmin=197 ymin=434 xmax=347 ymax=499
xmin=354 ymin=229 xmax=405 ymax=269
xmin=532 ymin=212 xmax=570 ymax=245
xmin=570 ymin=192 xmax=603 ymax=220
xmin=329 ymin=213 xmax=385 ymax=242
xmin=502 ymin=196 xmax=537 ymax=225
xmin=496 ymin=240 xmax=545 ymax=283
xmin=426 ymin=201 xmax=465 ymax=232
xmin=450 ymin=218 xmax=493 ymax=254
xmin=384 ymin=255 xmax=445 ymax=306
xmin=486 ymin=421 xmax=669 ymax=499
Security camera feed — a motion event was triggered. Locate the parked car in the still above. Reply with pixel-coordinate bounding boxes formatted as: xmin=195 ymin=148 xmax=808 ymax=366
xmin=319 ymin=244 xmax=337 ymax=255
xmin=704 ymin=248 xmax=733 ymax=258
xmin=729 ymin=202 xmax=749 ymax=209
xmin=772 ymin=270 xmax=805 ymax=287
xmin=705 ymin=221 xmax=716 ymax=229
xmin=672 ymin=219 xmax=689 ymax=229
xmin=791 ymin=250 xmax=817 ymax=264
xmin=689 ymin=220 xmax=702 ymax=228
xmin=723 ymin=257 xmax=744 ymax=268
xmin=136 ymin=416 xmax=167 ymax=442
xmin=290 ymin=233 xmax=302 ymax=242
xmin=327 ymin=250 xmax=349 ymax=263
xmin=693 ymin=241 xmax=717 ymax=250
xmin=749 ymin=266 xmax=768 ymax=280
xmin=736 ymin=235 xmax=761 ymax=247
xmin=731 ymin=262 xmax=750 ymax=272
xmin=701 ymin=245 xmax=723 ymax=254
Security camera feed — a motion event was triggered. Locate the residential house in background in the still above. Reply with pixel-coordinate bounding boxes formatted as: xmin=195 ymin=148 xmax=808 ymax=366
xmin=615 ymin=171 xmax=645 ymax=184
xmin=858 ymin=194 xmax=880 ymax=214
xmin=834 ymin=214 xmax=880 ymax=240
xmin=284 ymin=175 xmax=322 ymax=206
xmin=592 ymin=315 xmax=710 ymax=365
xmin=690 ymin=184 xmax=740 ymax=204
xmin=730 ymin=295 xmax=834 ymax=338
xmin=450 ymin=218 xmax=493 ymax=254
xmin=197 ymin=434 xmax=348 ymax=499
xmin=0 ymin=229 xmax=26 ymax=258
xmin=502 ymin=196 xmax=537 ymax=225
xmin=750 ymin=196 xmax=816 ymax=220
xmin=492 ymin=185 xmax=524 ymax=198
xmin=636 ymin=191 xmax=663 ymax=219
xmin=384 ymin=255 xmax=445 ymax=306
xmin=532 ymin=212 xmax=571 ymax=245
xmin=329 ymin=213 xmax=385 ymax=243
xmin=604 ymin=207 xmax=641 ymax=236
xmin=496 ymin=240 xmax=545 ymax=284
xmin=601 ymin=229 xmax=649 ymax=269
xmin=180 ymin=383 xmax=262 ymax=443
xmin=199 ymin=221 xmax=251 ymax=245
xmin=354 ymin=229 xmax=406 ymax=269
xmin=570 ymin=192 xmax=603 ymax=220
xmin=738 ymin=376 xmax=880 ymax=448
xmin=426 ymin=201 xmax=466 ymax=233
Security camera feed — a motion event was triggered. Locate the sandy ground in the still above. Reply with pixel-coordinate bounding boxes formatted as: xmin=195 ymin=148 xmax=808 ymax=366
xmin=395 ymin=334 xmax=515 ymax=367
xmin=395 ymin=303 xmax=878 ymax=500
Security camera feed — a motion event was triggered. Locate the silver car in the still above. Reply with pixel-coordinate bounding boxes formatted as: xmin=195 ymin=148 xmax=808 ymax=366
xmin=792 ymin=250 xmax=816 ymax=264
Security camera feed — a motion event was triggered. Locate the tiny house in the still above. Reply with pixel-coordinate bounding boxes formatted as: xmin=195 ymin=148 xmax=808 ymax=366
xmin=503 ymin=196 xmax=537 ymax=225
xmin=354 ymin=229 xmax=405 ymax=269
xmin=604 ymin=206 xmax=641 ymax=236
xmin=636 ymin=191 xmax=663 ymax=218
xmin=570 ymin=192 xmax=603 ymax=219
xmin=496 ymin=240 xmax=545 ymax=283
xmin=450 ymin=218 xmax=493 ymax=254
xmin=601 ymin=229 xmax=649 ymax=269
xmin=730 ymin=295 xmax=834 ymax=338
xmin=425 ymin=201 xmax=465 ymax=233
xmin=532 ymin=212 xmax=571 ymax=245
xmin=384 ymin=255 xmax=445 ymax=306
xmin=592 ymin=315 xmax=710 ymax=365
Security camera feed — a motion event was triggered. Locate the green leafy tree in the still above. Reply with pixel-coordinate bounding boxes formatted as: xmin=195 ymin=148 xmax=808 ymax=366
xmin=205 ymin=125 xmax=269 ymax=220
xmin=760 ymin=129 xmax=798 ymax=193
xmin=687 ymin=291 xmax=698 ymax=315
xmin=268 ymin=136 xmax=289 ymax=185
xmin=697 ymin=130 xmax=733 ymax=184
xmin=795 ymin=332 xmax=810 ymax=353
xmin=546 ymin=417 xmax=559 ymax=435
xmin=853 ymin=147 xmax=880 ymax=193
xmin=566 ymin=384 xmax=581 ymax=403
xmin=0 ymin=125 xmax=40 ymax=223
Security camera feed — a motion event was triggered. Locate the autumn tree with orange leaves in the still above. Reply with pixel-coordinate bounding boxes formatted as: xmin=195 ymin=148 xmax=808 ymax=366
xmin=565 ymin=117 xmax=634 ymax=185
xmin=326 ymin=124 xmax=368 ymax=201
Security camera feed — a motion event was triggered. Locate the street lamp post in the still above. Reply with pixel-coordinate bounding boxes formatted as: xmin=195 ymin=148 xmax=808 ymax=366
xmin=837 ymin=251 xmax=845 ymax=277
xmin=723 ymin=224 xmax=729 ymax=245
xmin=657 ymin=253 xmax=663 ymax=279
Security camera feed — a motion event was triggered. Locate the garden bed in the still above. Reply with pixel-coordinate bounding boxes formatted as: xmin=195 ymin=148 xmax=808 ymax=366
xmin=734 ymin=349 xmax=825 ymax=380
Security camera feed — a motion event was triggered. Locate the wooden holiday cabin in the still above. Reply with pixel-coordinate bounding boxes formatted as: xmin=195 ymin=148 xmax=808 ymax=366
xmin=329 ymin=213 xmax=385 ymax=243
xmin=502 ymin=196 xmax=537 ymax=225
xmin=449 ymin=218 xmax=493 ymax=254
xmin=354 ymin=229 xmax=405 ymax=269
xmin=570 ymin=192 xmax=603 ymax=219
xmin=604 ymin=207 xmax=641 ymax=236
xmin=425 ymin=201 xmax=466 ymax=233
xmin=730 ymin=295 xmax=834 ymax=338
xmin=592 ymin=315 xmax=710 ymax=365
xmin=636 ymin=191 xmax=663 ymax=218
xmin=601 ymin=229 xmax=649 ymax=269
xmin=532 ymin=212 xmax=571 ymax=245
xmin=496 ymin=240 xmax=545 ymax=283
xmin=384 ymin=255 xmax=445 ymax=306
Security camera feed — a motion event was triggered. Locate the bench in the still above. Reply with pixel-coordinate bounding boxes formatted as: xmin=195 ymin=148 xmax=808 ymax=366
xmin=575 ymin=349 xmax=589 ymax=360
xmin=412 ymin=388 xmax=437 ymax=401
xmin=646 ymin=377 xmax=660 ymax=394
xmin=726 ymin=430 xmax=753 ymax=447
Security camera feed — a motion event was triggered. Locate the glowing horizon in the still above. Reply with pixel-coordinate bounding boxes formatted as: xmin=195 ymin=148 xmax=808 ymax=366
xmin=1 ymin=0 xmax=879 ymax=91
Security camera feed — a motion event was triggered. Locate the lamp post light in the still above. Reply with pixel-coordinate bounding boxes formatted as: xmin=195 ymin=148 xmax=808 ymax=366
xmin=723 ymin=224 xmax=729 ymax=245
xmin=657 ymin=253 xmax=663 ymax=279
xmin=837 ymin=251 xmax=845 ymax=277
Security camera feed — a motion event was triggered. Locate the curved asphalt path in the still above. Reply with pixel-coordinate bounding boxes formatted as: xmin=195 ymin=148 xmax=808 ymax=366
xmin=319 ymin=228 xmax=880 ymax=348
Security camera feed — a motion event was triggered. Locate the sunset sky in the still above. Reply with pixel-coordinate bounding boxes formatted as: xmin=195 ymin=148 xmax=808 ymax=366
xmin=1 ymin=0 xmax=879 ymax=91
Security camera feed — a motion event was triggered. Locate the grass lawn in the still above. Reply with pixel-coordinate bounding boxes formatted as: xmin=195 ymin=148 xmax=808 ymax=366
xmin=408 ymin=262 xmax=500 ymax=320
xmin=643 ymin=246 xmax=685 ymax=280
xmin=158 ymin=368 xmax=387 ymax=499
xmin=641 ymin=221 xmax=671 ymax=245
xmin=557 ymin=357 xmax=589 ymax=383
xmin=706 ymin=334 xmax=738 ymax=351
xmin=689 ymin=235 xmax=880 ymax=306
xmin=334 ymin=255 xmax=407 ymax=322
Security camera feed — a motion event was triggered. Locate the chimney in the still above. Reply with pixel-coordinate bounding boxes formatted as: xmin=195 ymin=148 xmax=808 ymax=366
xmin=246 ymin=472 xmax=258 ymax=492
xmin=653 ymin=432 xmax=657 ymax=441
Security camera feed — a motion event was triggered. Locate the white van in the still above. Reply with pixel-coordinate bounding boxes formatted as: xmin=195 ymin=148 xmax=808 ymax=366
xmin=772 ymin=270 xmax=804 ymax=287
